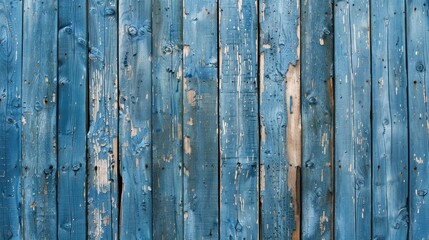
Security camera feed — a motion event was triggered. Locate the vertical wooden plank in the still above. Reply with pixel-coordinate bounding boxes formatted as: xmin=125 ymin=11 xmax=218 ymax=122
xmin=87 ymin=0 xmax=118 ymax=239
xmin=407 ymin=1 xmax=429 ymax=238
xmin=152 ymin=0 xmax=183 ymax=239
xmin=259 ymin=0 xmax=301 ymax=239
xmin=371 ymin=0 xmax=409 ymax=239
xmin=183 ymin=0 xmax=219 ymax=238
xmin=301 ymin=0 xmax=334 ymax=239
xmin=22 ymin=0 xmax=58 ymax=238
xmin=118 ymin=0 xmax=152 ymax=238
xmin=219 ymin=0 xmax=259 ymax=239
xmin=334 ymin=0 xmax=371 ymax=239
xmin=0 ymin=1 xmax=22 ymax=239
xmin=58 ymin=0 xmax=88 ymax=238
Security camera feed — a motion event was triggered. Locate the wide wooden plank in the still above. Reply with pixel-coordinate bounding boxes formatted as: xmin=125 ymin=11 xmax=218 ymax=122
xmin=152 ymin=0 xmax=183 ymax=239
xmin=57 ymin=0 xmax=88 ymax=238
xmin=301 ymin=0 xmax=334 ymax=239
xmin=0 ymin=1 xmax=22 ymax=239
xmin=183 ymin=0 xmax=219 ymax=238
xmin=259 ymin=0 xmax=300 ymax=239
xmin=371 ymin=0 xmax=409 ymax=239
xmin=407 ymin=1 xmax=429 ymax=238
xmin=22 ymin=0 xmax=58 ymax=238
xmin=87 ymin=0 xmax=119 ymax=239
xmin=118 ymin=0 xmax=152 ymax=238
xmin=219 ymin=0 xmax=259 ymax=239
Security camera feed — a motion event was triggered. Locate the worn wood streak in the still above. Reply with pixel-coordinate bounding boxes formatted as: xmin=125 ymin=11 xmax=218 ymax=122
xmin=259 ymin=0 xmax=300 ymax=239
xmin=334 ymin=0 xmax=371 ymax=239
xmin=118 ymin=0 xmax=152 ymax=238
xmin=87 ymin=0 xmax=118 ymax=239
xmin=152 ymin=0 xmax=183 ymax=238
xmin=407 ymin=0 xmax=429 ymax=238
xmin=219 ymin=0 xmax=259 ymax=239
xmin=22 ymin=0 xmax=58 ymax=238
xmin=183 ymin=0 xmax=219 ymax=238
xmin=58 ymin=0 xmax=88 ymax=238
xmin=301 ymin=0 xmax=334 ymax=239
xmin=0 ymin=1 xmax=21 ymax=239
xmin=371 ymin=0 xmax=409 ymax=239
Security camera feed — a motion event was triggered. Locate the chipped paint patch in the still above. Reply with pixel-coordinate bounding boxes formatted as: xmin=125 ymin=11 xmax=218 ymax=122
xmin=186 ymin=89 xmax=197 ymax=107
xmin=184 ymin=136 xmax=191 ymax=154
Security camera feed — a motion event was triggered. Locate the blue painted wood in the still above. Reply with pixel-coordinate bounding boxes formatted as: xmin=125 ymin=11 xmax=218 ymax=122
xmin=0 ymin=1 xmax=22 ymax=239
xmin=407 ymin=1 xmax=429 ymax=238
xmin=58 ymin=0 xmax=88 ymax=238
xmin=22 ymin=0 xmax=58 ymax=238
xmin=87 ymin=0 xmax=119 ymax=239
xmin=183 ymin=0 xmax=219 ymax=238
xmin=152 ymin=0 xmax=183 ymax=238
xmin=301 ymin=0 xmax=334 ymax=239
xmin=259 ymin=0 xmax=301 ymax=239
xmin=219 ymin=0 xmax=259 ymax=239
xmin=118 ymin=0 xmax=152 ymax=238
xmin=371 ymin=1 xmax=409 ymax=239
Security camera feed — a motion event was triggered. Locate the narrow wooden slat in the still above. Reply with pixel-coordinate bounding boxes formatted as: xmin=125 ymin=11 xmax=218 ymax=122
xmin=259 ymin=0 xmax=301 ymax=238
xmin=371 ymin=0 xmax=409 ymax=238
xmin=183 ymin=0 xmax=219 ymax=238
xmin=57 ymin=0 xmax=88 ymax=238
xmin=0 ymin=1 xmax=22 ymax=239
xmin=118 ymin=0 xmax=152 ymax=238
xmin=152 ymin=0 xmax=183 ymax=238
xmin=22 ymin=0 xmax=58 ymax=238
xmin=407 ymin=1 xmax=429 ymax=238
xmin=301 ymin=0 xmax=334 ymax=239
xmin=219 ymin=0 xmax=258 ymax=239
xmin=87 ymin=0 xmax=119 ymax=239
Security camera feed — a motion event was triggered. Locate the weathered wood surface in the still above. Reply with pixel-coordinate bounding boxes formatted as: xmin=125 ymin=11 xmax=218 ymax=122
xmin=219 ymin=0 xmax=259 ymax=239
xmin=22 ymin=0 xmax=58 ymax=238
xmin=58 ymin=0 xmax=87 ymax=238
xmin=372 ymin=0 xmax=409 ymax=239
xmin=259 ymin=0 xmax=301 ymax=239
xmin=152 ymin=0 xmax=183 ymax=239
xmin=0 ymin=1 xmax=21 ymax=239
xmin=87 ymin=0 xmax=119 ymax=239
xmin=301 ymin=0 xmax=334 ymax=239
xmin=118 ymin=0 xmax=152 ymax=239
xmin=334 ymin=0 xmax=371 ymax=239
xmin=183 ymin=0 xmax=219 ymax=239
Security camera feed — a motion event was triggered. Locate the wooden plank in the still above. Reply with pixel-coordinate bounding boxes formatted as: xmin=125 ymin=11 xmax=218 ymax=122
xmin=87 ymin=0 xmax=119 ymax=239
xmin=407 ymin=1 xmax=429 ymax=238
xmin=118 ymin=0 xmax=152 ymax=238
xmin=152 ymin=0 xmax=183 ymax=239
xmin=334 ymin=0 xmax=371 ymax=239
xmin=22 ymin=0 xmax=58 ymax=238
xmin=371 ymin=0 xmax=409 ymax=239
xmin=301 ymin=0 xmax=334 ymax=239
xmin=219 ymin=0 xmax=259 ymax=239
xmin=57 ymin=0 xmax=87 ymax=238
xmin=0 ymin=1 xmax=22 ymax=239
xmin=182 ymin=0 xmax=219 ymax=238
xmin=259 ymin=0 xmax=300 ymax=239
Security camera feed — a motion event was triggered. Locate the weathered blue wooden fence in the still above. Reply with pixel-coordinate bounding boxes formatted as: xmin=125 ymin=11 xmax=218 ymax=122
xmin=0 ymin=0 xmax=427 ymax=239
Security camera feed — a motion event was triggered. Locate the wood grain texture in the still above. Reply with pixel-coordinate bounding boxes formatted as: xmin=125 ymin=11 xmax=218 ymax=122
xmin=219 ymin=0 xmax=259 ymax=239
xmin=301 ymin=0 xmax=334 ymax=239
xmin=407 ymin=1 xmax=429 ymax=238
xmin=87 ymin=0 xmax=118 ymax=239
xmin=183 ymin=0 xmax=219 ymax=238
xmin=58 ymin=0 xmax=88 ymax=238
xmin=259 ymin=0 xmax=301 ymax=239
xmin=371 ymin=0 xmax=409 ymax=239
xmin=152 ymin=0 xmax=183 ymax=239
xmin=334 ymin=0 xmax=371 ymax=239
xmin=0 ymin=1 xmax=22 ymax=239
xmin=118 ymin=0 xmax=152 ymax=239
